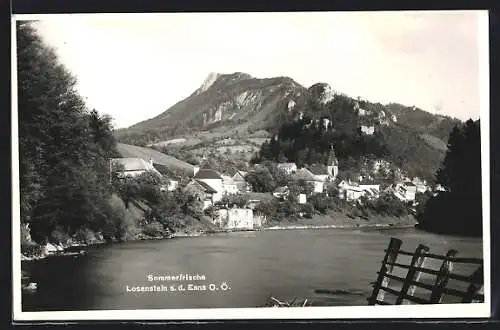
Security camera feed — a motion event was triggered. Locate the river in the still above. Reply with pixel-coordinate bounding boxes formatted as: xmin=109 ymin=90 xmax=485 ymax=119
xmin=22 ymin=227 xmax=483 ymax=311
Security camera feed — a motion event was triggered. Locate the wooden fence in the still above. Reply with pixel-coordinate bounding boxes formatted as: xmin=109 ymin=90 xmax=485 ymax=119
xmin=368 ymin=238 xmax=484 ymax=305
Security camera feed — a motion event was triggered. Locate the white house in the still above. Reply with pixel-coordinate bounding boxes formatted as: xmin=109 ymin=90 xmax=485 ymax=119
xmin=221 ymin=174 xmax=238 ymax=195
xmin=111 ymin=157 xmax=162 ymax=178
xmin=194 ymin=169 xmax=224 ymax=202
xmin=358 ymin=108 xmax=369 ymax=116
xmin=393 ymin=181 xmax=417 ymax=202
xmin=298 ymin=193 xmax=307 ymax=204
xmin=231 ymin=170 xmax=251 ymax=193
xmin=160 ymin=178 xmax=179 ymax=192
xmin=184 ymin=179 xmax=217 ymax=210
xmin=359 ymin=183 xmax=381 ymax=200
xmin=361 ymin=125 xmax=375 ymax=135
xmin=338 ymin=180 xmax=365 ymax=202
xmin=292 ymin=168 xmax=324 ymax=194
xmin=307 ymin=164 xmax=331 ymax=183
xmin=277 ymin=162 xmax=297 ymax=174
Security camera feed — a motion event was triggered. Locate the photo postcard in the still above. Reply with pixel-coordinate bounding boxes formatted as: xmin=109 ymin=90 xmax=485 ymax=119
xmin=11 ymin=10 xmax=491 ymax=321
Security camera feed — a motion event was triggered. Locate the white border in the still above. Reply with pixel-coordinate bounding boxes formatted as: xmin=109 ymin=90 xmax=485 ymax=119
xmin=11 ymin=11 xmax=491 ymax=321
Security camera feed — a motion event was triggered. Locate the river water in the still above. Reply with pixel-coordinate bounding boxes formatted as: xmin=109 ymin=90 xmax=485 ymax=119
xmin=22 ymin=227 xmax=483 ymax=311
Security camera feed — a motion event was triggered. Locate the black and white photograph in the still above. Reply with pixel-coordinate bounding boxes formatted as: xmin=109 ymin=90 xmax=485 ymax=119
xmin=11 ymin=10 xmax=490 ymax=320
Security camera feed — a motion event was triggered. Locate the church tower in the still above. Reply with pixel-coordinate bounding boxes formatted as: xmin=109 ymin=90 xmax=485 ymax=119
xmin=326 ymin=145 xmax=339 ymax=181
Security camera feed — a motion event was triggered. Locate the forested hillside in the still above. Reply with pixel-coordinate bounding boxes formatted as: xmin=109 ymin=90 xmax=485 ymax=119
xmin=254 ymin=92 xmax=458 ymax=182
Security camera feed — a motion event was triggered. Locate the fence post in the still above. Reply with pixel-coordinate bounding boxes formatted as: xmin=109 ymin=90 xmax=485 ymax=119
xmin=428 ymin=249 xmax=458 ymax=304
xmin=462 ymin=264 xmax=484 ymax=303
xmin=368 ymin=238 xmax=402 ymax=305
xmin=395 ymin=244 xmax=429 ymax=305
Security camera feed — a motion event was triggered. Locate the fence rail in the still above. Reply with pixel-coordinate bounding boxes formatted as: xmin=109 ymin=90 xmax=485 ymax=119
xmin=367 ymin=237 xmax=484 ymax=305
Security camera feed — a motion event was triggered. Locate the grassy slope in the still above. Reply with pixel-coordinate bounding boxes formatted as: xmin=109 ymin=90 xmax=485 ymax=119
xmin=263 ymin=210 xmax=417 ymax=228
xmin=117 ymin=143 xmax=197 ymax=174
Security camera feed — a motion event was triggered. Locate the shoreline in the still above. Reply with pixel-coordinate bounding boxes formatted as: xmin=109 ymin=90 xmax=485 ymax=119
xmin=21 ymin=223 xmax=417 ymax=262
xmin=261 ymin=223 xmax=416 ymax=231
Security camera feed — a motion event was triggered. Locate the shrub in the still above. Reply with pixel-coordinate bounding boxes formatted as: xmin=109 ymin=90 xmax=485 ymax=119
xmin=50 ymin=226 xmax=70 ymax=244
xmin=142 ymin=221 xmax=164 ymax=237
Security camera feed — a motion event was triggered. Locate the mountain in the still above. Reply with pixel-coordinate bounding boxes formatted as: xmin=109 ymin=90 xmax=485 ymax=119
xmin=116 ymin=72 xmax=308 ymax=141
xmin=115 ymin=72 xmax=464 ymax=181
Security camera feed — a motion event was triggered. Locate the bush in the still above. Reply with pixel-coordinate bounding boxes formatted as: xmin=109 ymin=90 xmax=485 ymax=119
xmin=21 ymin=243 xmax=42 ymax=257
xmin=299 ymin=203 xmax=314 ymax=218
xmin=309 ymin=194 xmax=334 ymax=214
xmin=142 ymin=221 xmax=164 ymax=237
xmin=50 ymin=226 xmax=70 ymax=244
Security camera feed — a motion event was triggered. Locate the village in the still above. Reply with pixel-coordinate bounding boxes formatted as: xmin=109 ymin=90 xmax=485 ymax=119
xmin=110 ymin=142 xmax=444 ymax=232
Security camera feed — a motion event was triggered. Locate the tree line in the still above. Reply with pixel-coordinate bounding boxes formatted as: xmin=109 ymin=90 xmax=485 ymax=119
xmin=416 ymin=119 xmax=482 ymax=237
xmin=18 ymin=22 xmax=123 ymax=244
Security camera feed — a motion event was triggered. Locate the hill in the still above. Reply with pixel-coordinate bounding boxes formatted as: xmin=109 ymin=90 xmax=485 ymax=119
xmin=115 ymin=72 xmax=308 ymax=144
xmin=116 ymin=143 xmax=198 ymax=176
xmin=115 ymin=72 xmax=463 ymax=181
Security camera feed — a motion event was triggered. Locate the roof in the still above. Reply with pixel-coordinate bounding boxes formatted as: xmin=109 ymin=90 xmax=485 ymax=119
xmin=307 ymin=164 xmax=329 ymax=175
xmin=221 ymin=174 xmax=235 ymax=184
xmin=277 ymin=163 xmax=297 ymax=168
xmin=244 ymin=192 xmax=274 ymax=202
xmin=117 ymin=143 xmax=196 ymax=176
xmin=186 ymin=179 xmax=217 ymax=194
xmin=292 ymin=168 xmax=316 ymax=181
xmin=404 ymin=181 xmax=416 ymax=187
xmin=344 ymin=185 xmax=363 ymax=192
xmin=111 ymin=158 xmax=161 ymax=176
xmin=359 ymin=181 xmax=381 ymax=187
xmin=194 ymin=169 xmax=222 ymax=180
xmin=232 ymin=171 xmax=247 ymax=181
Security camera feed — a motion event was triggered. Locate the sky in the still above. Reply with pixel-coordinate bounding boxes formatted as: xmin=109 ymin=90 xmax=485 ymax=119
xmin=20 ymin=11 xmax=487 ymax=129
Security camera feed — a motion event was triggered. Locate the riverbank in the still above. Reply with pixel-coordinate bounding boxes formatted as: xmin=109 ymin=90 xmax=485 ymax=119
xmin=21 ymin=212 xmax=417 ymax=261
xmin=261 ymin=211 xmax=417 ymax=230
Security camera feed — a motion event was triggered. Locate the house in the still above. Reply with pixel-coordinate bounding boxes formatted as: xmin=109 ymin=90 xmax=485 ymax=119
xmin=361 ymin=125 xmax=375 ymax=135
xmin=298 ymin=193 xmax=307 ymax=204
xmin=111 ymin=157 xmax=162 ymax=178
xmin=160 ymin=177 xmax=179 ymax=192
xmin=221 ymin=174 xmax=238 ymax=195
xmin=184 ymin=179 xmax=217 ymax=210
xmin=307 ymin=164 xmax=331 ymax=182
xmin=412 ymin=177 xmax=430 ymax=193
xmin=393 ymin=181 xmax=418 ymax=202
xmin=359 ymin=182 xmax=381 ymax=200
xmin=292 ymin=168 xmax=324 ymax=194
xmin=338 ymin=180 xmax=365 ymax=201
xmin=194 ymin=169 xmax=224 ymax=202
xmin=358 ymin=108 xmax=368 ymax=116
xmin=277 ymin=162 xmax=297 ymax=174
xmin=231 ymin=170 xmax=251 ymax=193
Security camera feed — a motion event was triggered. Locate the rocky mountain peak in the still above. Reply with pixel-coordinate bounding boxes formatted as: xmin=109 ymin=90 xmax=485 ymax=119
xmin=308 ymin=83 xmax=336 ymax=104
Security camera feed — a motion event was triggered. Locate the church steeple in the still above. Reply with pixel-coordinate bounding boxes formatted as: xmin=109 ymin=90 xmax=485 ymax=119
xmin=327 ymin=145 xmax=338 ymax=166
xmin=326 ymin=145 xmax=339 ymax=180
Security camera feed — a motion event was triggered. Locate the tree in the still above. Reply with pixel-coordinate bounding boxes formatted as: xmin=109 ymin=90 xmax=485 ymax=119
xmin=416 ymin=120 xmax=482 ymax=236
xmin=17 ymin=22 xmax=120 ymax=242
xmin=245 ymin=168 xmax=277 ymax=193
